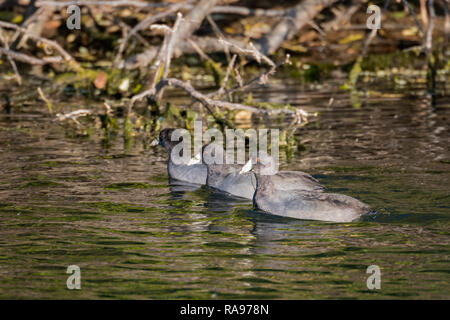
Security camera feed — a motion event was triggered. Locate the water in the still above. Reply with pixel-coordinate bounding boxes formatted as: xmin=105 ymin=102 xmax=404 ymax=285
xmin=0 ymin=78 xmax=449 ymax=299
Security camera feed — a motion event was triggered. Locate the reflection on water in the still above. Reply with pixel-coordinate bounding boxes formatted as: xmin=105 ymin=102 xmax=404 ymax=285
xmin=0 ymin=78 xmax=449 ymax=299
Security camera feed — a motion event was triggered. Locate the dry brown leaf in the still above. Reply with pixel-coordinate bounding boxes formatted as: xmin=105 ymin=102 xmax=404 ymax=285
xmin=94 ymin=71 xmax=107 ymax=89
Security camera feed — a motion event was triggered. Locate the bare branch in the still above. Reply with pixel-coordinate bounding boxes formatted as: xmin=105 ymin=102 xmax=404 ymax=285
xmin=37 ymin=87 xmax=53 ymax=114
xmin=37 ymin=1 xmax=285 ymax=17
xmin=0 ymin=47 xmax=62 ymax=65
xmin=129 ymin=77 xmax=299 ymax=118
xmin=0 ymin=27 xmax=21 ymax=84
xmin=0 ymin=20 xmax=80 ymax=71
xmin=402 ymin=0 xmax=425 ymax=35
xmin=162 ymin=12 xmax=183 ymax=77
xmin=187 ymin=38 xmax=214 ymax=62
xmin=206 ymin=14 xmax=230 ymax=61
xmin=323 ymin=4 xmax=361 ymax=31
xmin=150 ymin=24 xmax=173 ymax=35
xmin=114 ymin=2 xmax=189 ymax=66
xmin=220 ymin=54 xmax=291 ymax=97
xmin=219 ymin=38 xmax=275 ymax=67
xmin=56 ymin=109 xmax=93 ymax=126
xmin=424 ymin=0 xmax=436 ymax=52
xmin=233 ymin=66 xmax=243 ymax=88
xmin=443 ymin=0 xmax=450 ymax=41
xmin=257 ymin=0 xmax=338 ymax=55
xmin=216 ymin=54 xmax=237 ymax=96
xmin=130 ymin=78 xmax=262 ymax=113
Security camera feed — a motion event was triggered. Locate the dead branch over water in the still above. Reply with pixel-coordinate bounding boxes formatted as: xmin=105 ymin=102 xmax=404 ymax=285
xmin=0 ymin=0 xmax=449 ymax=129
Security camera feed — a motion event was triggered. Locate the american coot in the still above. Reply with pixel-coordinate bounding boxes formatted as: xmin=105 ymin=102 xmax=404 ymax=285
xmin=202 ymin=145 xmax=324 ymax=200
xmin=243 ymin=153 xmax=370 ymax=222
xmin=202 ymin=142 xmax=256 ymax=200
xmin=153 ymin=128 xmax=207 ymax=185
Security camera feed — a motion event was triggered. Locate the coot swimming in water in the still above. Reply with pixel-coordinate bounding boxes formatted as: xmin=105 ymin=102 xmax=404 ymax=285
xmin=153 ymin=128 xmax=207 ymax=185
xmin=242 ymin=152 xmax=370 ymax=222
xmin=202 ymin=142 xmax=256 ymax=199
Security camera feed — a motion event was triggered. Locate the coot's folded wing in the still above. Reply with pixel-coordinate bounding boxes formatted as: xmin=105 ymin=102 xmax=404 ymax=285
xmin=271 ymin=171 xmax=325 ymax=192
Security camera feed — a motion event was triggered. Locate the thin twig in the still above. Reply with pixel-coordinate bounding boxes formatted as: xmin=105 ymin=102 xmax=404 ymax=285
xmin=233 ymin=66 xmax=243 ymax=88
xmin=443 ymin=0 xmax=450 ymax=42
xmin=402 ymin=0 xmax=425 ymax=35
xmin=206 ymin=15 xmax=230 ymax=61
xmin=187 ymin=38 xmax=214 ymax=62
xmin=113 ymin=2 xmax=188 ymax=66
xmin=424 ymin=0 xmax=436 ymax=52
xmin=0 ymin=47 xmax=62 ymax=64
xmin=37 ymin=87 xmax=53 ymax=114
xmin=162 ymin=12 xmax=183 ymax=78
xmin=151 ymin=12 xmax=184 ymax=102
xmin=0 ymin=28 xmax=21 ymax=84
xmin=219 ymin=38 xmax=275 ymax=68
xmin=219 ymin=54 xmax=291 ymax=97
xmin=307 ymin=21 xmax=326 ymax=38
xmin=216 ymin=54 xmax=237 ymax=97
xmin=56 ymin=109 xmax=92 ymax=126
xmin=116 ymin=18 xmax=151 ymax=48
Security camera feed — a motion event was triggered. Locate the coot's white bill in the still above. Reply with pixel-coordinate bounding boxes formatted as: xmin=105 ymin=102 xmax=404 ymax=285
xmin=150 ymin=138 xmax=159 ymax=146
xmin=187 ymin=153 xmax=202 ymax=166
xmin=239 ymin=159 xmax=253 ymax=174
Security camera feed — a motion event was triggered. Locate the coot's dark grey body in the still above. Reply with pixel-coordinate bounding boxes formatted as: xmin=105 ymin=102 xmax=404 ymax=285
xmin=207 ymin=162 xmax=257 ymax=199
xmin=202 ymin=145 xmax=324 ymax=200
xmin=249 ymin=150 xmax=324 ymax=193
xmin=201 ymin=142 xmax=255 ymax=199
xmin=251 ymin=152 xmax=370 ymax=222
xmin=253 ymin=174 xmax=370 ymax=222
xmin=264 ymin=170 xmax=324 ymax=192
xmin=167 ymin=161 xmax=207 ymax=185
xmin=157 ymin=128 xmax=207 ymax=185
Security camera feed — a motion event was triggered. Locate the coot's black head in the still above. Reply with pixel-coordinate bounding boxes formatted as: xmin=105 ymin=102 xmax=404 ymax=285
xmin=252 ymin=151 xmax=278 ymax=176
xmin=158 ymin=128 xmax=179 ymax=151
